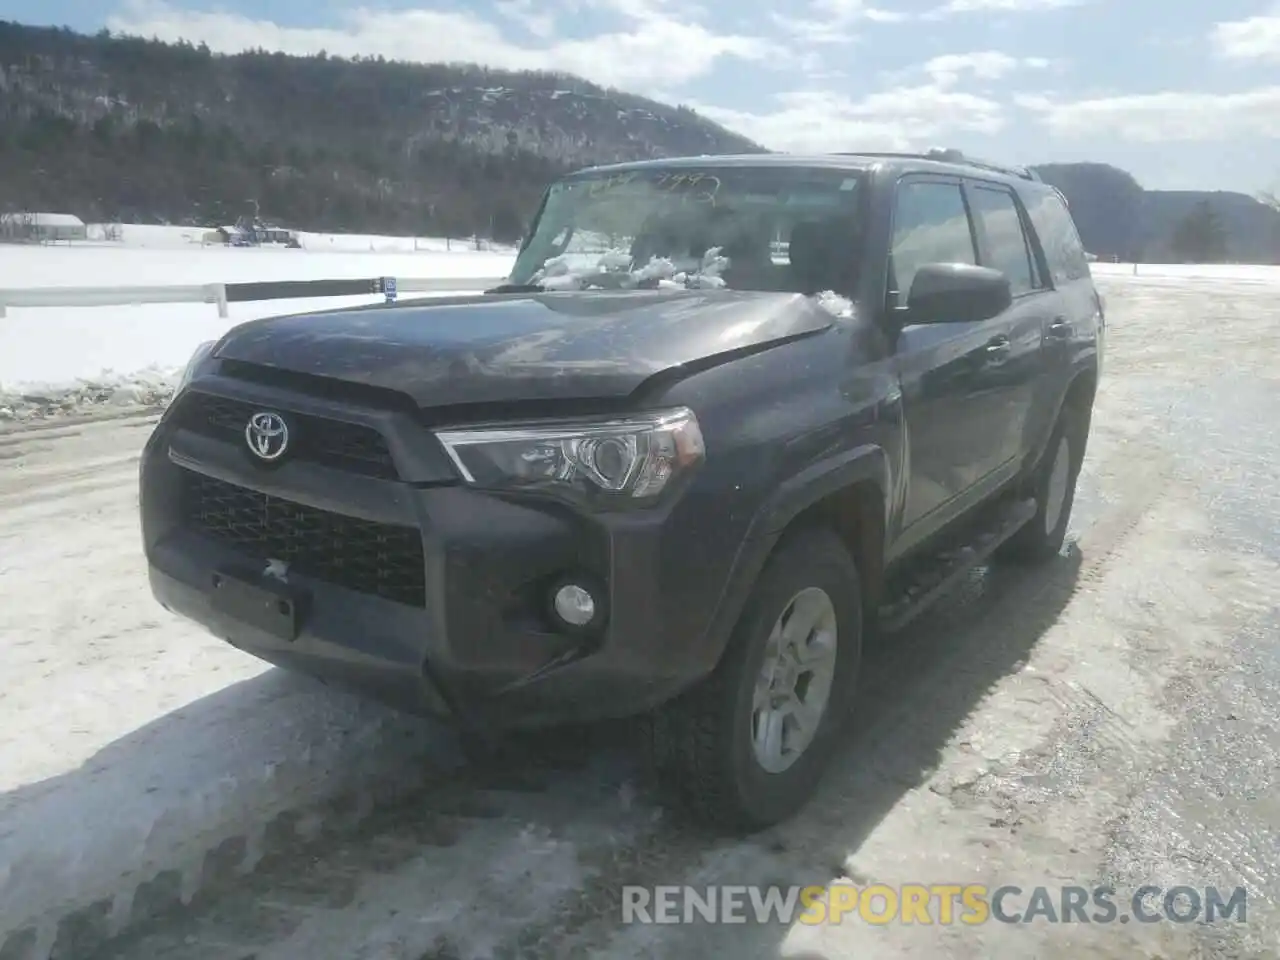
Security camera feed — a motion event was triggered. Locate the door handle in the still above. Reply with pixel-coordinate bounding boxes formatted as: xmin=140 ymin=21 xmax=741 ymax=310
xmin=1047 ymin=317 xmax=1071 ymax=339
xmin=985 ymin=337 xmax=1011 ymax=356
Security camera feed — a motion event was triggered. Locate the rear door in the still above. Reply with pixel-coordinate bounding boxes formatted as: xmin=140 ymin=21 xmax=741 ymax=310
xmin=1021 ymin=188 xmax=1100 ymax=458
xmin=962 ymin=179 xmax=1057 ymax=471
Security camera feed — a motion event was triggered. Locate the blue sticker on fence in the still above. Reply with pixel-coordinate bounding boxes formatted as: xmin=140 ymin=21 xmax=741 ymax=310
xmin=383 ymin=277 xmax=397 ymax=302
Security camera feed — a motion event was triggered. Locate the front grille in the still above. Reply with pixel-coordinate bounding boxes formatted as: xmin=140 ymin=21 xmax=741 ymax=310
xmin=183 ymin=472 xmax=426 ymax=607
xmin=176 ymin=394 xmax=398 ymax=479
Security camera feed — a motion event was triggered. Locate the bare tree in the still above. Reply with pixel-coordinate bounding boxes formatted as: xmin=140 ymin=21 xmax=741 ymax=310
xmin=0 ymin=211 xmax=36 ymax=244
xmin=1262 ymin=189 xmax=1280 ymax=264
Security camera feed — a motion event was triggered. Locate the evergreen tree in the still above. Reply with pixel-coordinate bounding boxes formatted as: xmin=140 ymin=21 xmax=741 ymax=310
xmin=1169 ymin=200 xmax=1228 ymax=263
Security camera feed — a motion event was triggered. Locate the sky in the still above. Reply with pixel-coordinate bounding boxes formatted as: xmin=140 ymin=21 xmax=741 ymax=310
xmin=10 ymin=0 xmax=1280 ymax=194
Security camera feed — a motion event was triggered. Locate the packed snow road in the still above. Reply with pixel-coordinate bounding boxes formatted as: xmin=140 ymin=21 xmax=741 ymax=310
xmin=3 ymin=274 xmax=1279 ymax=959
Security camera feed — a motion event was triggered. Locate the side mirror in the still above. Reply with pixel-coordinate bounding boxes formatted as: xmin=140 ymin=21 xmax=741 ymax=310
xmin=905 ymin=263 xmax=1012 ymax=324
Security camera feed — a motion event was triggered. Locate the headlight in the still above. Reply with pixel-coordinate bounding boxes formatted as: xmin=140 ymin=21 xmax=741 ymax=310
xmin=435 ymin=407 xmax=705 ymax=501
xmin=176 ymin=340 xmax=216 ymax=392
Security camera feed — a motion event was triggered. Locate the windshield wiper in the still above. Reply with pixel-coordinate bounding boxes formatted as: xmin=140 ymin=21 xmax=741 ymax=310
xmin=484 ymin=282 xmax=545 ymax=294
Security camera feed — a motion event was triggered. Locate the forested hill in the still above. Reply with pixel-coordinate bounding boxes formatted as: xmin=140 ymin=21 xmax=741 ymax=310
xmin=3 ymin=20 xmax=1276 ymax=258
xmin=1031 ymin=162 xmax=1280 ymax=264
xmin=0 ymin=20 xmax=762 ymax=239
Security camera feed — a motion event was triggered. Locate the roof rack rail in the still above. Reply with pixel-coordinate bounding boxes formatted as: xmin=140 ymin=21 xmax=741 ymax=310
xmin=832 ymin=148 xmax=1040 ymax=181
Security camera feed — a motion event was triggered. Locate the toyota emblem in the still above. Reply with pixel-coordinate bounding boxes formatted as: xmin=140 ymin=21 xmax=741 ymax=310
xmin=245 ymin=411 xmax=290 ymax=461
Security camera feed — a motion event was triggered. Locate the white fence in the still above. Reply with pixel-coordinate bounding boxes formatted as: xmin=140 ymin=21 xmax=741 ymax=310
xmin=0 ymin=274 xmax=509 ymax=319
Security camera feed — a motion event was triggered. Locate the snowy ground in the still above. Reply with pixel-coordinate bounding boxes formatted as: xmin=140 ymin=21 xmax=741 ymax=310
xmin=1089 ymin=260 xmax=1280 ymax=283
xmin=0 ymin=238 xmax=514 ymax=418
xmin=2 ymin=270 xmax=1280 ymax=958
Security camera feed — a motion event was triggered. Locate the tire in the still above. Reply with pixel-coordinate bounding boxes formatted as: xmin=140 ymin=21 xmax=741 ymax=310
xmin=995 ymin=407 xmax=1084 ymax=564
xmin=639 ymin=528 xmax=862 ymax=833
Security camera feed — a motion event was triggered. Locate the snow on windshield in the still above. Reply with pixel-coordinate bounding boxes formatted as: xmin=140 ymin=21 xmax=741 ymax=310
xmin=815 ymin=290 xmax=853 ymax=318
xmin=531 ymin=246 xmax=731 ymax=291
xmin=529 ymin=246 xmax=854 ymax=319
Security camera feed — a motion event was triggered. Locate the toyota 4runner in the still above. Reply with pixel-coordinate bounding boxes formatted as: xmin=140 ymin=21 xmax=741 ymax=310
xmin=140 ymin=149 xmax=1103 ymax=831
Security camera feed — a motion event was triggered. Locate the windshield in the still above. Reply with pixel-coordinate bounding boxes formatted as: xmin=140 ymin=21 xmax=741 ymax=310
xmin=507 ymin=166 xmax=865 ymax=296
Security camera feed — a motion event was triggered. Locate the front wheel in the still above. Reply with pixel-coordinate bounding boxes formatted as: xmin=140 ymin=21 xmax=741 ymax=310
xmin=639 ymin=528 xmax=862 ymax=832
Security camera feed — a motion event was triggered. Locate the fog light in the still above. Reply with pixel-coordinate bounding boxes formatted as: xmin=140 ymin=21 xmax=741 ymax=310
xmin=552 ymin=583 xmax=596 ymax=627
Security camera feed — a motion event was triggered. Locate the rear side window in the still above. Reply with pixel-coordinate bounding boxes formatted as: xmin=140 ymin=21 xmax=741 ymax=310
xmin=1025 ymin=189 xmax=1089 ymax=285
xmin=967 ymin=185 xmax=1038 ymax=296
xmin=889 ymin=180 xmax=977 ymax=308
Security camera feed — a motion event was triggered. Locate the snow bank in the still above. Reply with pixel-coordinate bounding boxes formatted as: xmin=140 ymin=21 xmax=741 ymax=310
xmin=0 ymin=367 xmax=177 ymax=424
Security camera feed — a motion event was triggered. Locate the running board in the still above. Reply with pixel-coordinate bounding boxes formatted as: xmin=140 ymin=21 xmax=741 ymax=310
xmin=877 ymin=497 xmax=1038 ymax=634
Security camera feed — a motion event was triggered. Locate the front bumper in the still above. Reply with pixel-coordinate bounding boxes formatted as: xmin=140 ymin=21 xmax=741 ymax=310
xmin=140 ymin=380 xmax=735 ymax=730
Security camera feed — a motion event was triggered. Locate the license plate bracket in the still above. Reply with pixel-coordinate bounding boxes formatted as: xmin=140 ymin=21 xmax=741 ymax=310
xmin=210 ymin=569 xmax=302 ymax=641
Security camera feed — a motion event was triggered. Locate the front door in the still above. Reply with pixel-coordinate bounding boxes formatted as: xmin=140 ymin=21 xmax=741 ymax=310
xmin=888 ymin=176 xmax=1014 ymax=530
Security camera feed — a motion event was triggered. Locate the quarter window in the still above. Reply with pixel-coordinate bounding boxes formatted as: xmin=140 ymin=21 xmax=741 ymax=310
xmin=1026 ymin=190 xmax=1090 ymax=285
xmin=968 ymin=186 xmax=1037 ymax=296
xmin=889 ymin=180 xmax=977 ymax=309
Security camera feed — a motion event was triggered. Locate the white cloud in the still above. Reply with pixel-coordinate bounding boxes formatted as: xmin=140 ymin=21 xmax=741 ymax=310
xmin=878 ymin=50 xmax=1053 ymax=87
xmin=693 ymin=85 xmax=1006 ymax=154
xmin=107 ymin=2 xmax=1024 ymax=155
xmin=106 ymin=0 xmax=787 ymax=90
xmin=921 ymin=51 xmax=1051 ymax=84
xmin=771 ymin=0 xmax=906 ymax=46
xmin=1212 ymin=9 xmax=1280 ymax=62
xmin=494 ymin=0 xmax=558 ymax=39
xmin=934 ymin=0 xmax=1086 ymax=11
xmin=1017 ymin=87 xmax=1280 ymax=142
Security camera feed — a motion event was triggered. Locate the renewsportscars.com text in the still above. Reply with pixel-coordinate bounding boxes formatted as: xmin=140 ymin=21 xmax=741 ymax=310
xmin=621 ymin=884 xmax=1248 ymax=926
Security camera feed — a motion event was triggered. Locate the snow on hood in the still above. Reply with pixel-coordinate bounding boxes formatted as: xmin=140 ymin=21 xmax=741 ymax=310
xmin=815 ymin=290 xmax=854 ymax=318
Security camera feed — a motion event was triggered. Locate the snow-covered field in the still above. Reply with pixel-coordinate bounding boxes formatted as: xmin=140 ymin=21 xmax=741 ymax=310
xmin=0 ymin=236 xmax=515 ymax=419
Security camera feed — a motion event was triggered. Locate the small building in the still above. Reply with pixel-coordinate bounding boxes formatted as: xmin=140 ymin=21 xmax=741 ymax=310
xmin=0 ymin=212 xmax=88 ymax=243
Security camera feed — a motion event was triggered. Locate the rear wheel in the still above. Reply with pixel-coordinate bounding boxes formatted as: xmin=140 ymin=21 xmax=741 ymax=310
xmin=995 ymin=409 xmax=1083 ymax=564
xmin=639 ymin=528 xmax=862 ymax=832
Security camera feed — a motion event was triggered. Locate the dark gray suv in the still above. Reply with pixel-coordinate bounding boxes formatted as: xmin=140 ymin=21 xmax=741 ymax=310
xmin=141 ymin=148 xmax=1103 ymax=831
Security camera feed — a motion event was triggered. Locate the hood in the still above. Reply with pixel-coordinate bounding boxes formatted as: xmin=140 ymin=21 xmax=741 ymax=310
xmin=212 ymin=289 xmax=838 ymax=408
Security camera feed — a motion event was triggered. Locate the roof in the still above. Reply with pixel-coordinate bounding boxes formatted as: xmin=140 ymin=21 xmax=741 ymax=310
xmin=568 ymin=151 xmax=1042 ymax=185
xmin=571 ymin=154 xmax=870 ymax=175
xmin=0 ymin=212 xmax=86 ymax=226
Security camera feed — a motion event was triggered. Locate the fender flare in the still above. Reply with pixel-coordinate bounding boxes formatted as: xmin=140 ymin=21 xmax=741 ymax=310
xmin=691 ymin=444 xmax=890 ymax=673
